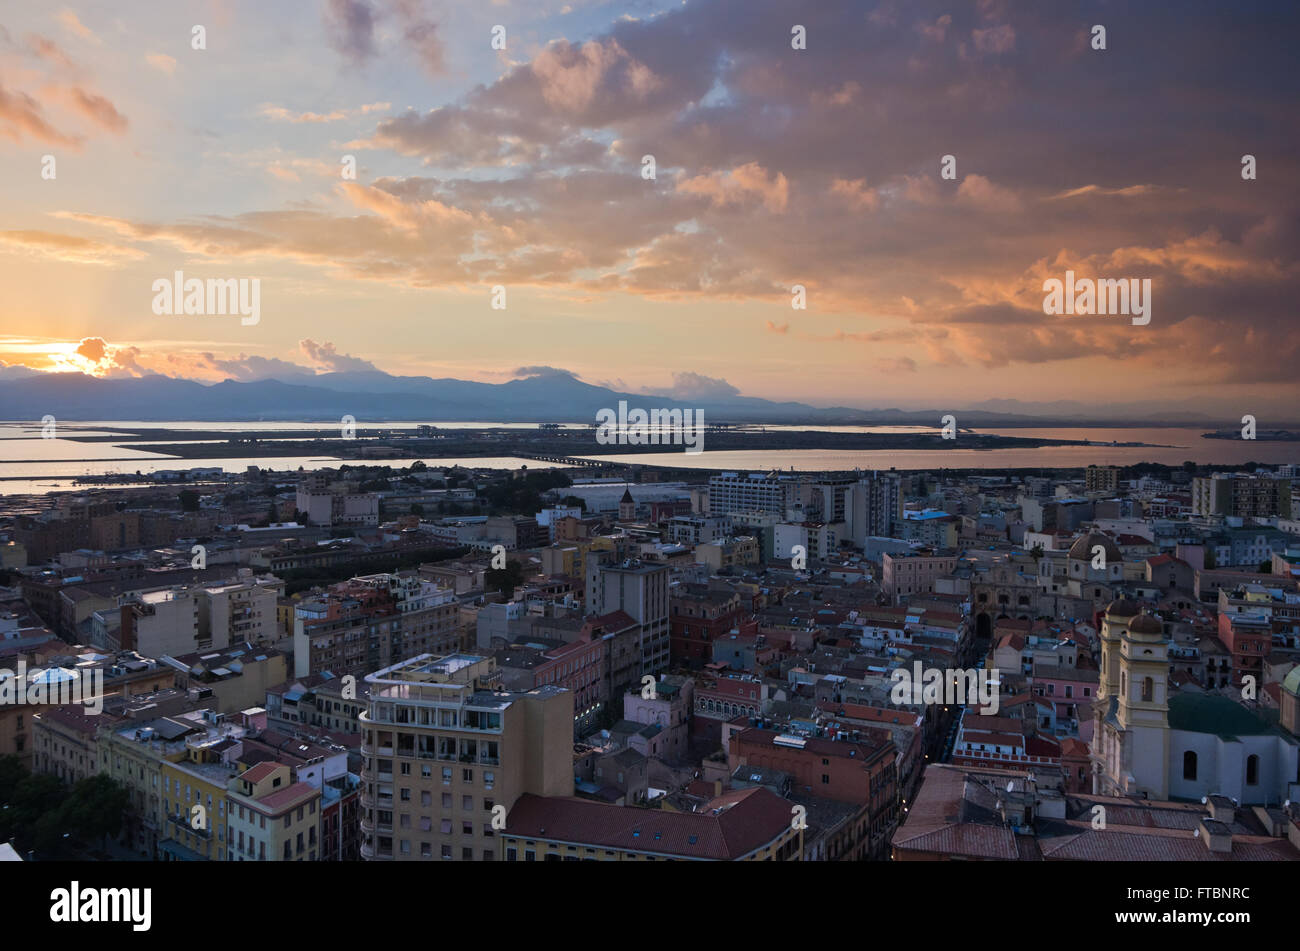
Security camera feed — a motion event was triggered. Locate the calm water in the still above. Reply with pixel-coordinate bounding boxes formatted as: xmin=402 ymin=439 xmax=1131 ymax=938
xmin=0 ymin=422 xmax=1294 ymax=495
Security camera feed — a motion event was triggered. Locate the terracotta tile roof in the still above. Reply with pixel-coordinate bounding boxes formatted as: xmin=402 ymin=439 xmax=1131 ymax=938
xmin=504 ymin=787 xmax=794 ymax=860
xmin=238 ymin=761 xmax=281 ymax=785
xmin=255 ymin=780 xmax=318 ymax=813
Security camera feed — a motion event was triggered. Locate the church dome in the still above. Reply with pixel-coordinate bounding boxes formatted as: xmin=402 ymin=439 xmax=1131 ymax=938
xmin=1105 ymin=598 xmax=1141 ymax=618
xmin=1283 ymin=666 xmax=1300 ymax=697
xmin=1128 ymin=612 xmax=1163 ymax=635
xmin=1068 ymin=532 xmax=1122 ymax=563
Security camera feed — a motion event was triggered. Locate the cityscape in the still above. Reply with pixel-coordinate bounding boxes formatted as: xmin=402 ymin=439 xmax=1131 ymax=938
xmin=1 ymin=0 xmax=1296 ymax=931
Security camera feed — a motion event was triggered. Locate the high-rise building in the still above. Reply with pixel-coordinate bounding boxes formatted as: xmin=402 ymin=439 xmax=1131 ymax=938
xmin=1192 ymin=473 xmax=1292 ymax=519
xmin=845 ymin=471 xmax=903 ymax=547
xmin=358 ymin=653 xmax=572 ymax=862
xmin=587 ymin=560 xmax=670 ymax=678
xmin=708 ymin=472 xmax=800 ymax=516
xmin=1085 ymin=466 xmax=1120 ymax=494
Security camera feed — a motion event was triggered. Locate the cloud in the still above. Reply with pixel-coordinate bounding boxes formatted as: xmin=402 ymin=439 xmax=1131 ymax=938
xmin=75 ymin=337 xmax=107 ymax=363
xmin=653 ymin=371 xmax=740 ymax=400
xmin=258 ymin=101 xmax=390 ymax=123
xmin=830 ymin=178 xmax=879 ymax=211
xmin=0 ymin=230 xmax=144 ymax=264
xmin=50 ymin=337 xmax=151 ymax=378
xmin=165 ymin=351 xmax=316 ymax=382
xmin=56 ymin=86 xmax=128 ymax=133
xmin=0 ymin=82 xmax=83 ymax=146
xmin=677 ymin=163 xmax=789 ymax=213
xmin=13 ymin=0 xmax=1298 ymax=399
xmin=392 ymin=0 xmax=446 ymax=77
xmin=971 ymin=23 xmax=1015 ymax=54
xmin=145 ymin=53 xmax=177 ymax=75
xmin=875 ymin=356 xmax=917 ymax=373
xmin=299 ymin=338 xmax=380 ymax=372
xmin=512 ymin=365 xmax=578 ymax=380
xmin=26 ymin=34 xmax=76 ymax=69
xmin=322 ymin=0 xmax=377 ymax=64
xmin=57 ymin=10 xmax=99 ymax=44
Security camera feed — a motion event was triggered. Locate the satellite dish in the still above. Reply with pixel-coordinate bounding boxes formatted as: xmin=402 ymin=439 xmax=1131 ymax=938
xmin=1200 ymin=796 xmax=1207 ymax=804
xmin=1194 ymin=828 xmax=1200 ymax=838
xmin=1006 ymin=781 xmax=1014 ymax=793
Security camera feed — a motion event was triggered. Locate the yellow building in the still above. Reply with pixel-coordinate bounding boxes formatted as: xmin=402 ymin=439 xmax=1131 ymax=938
xmin=226 ymin=762 xmax=321 ymax=861
xmin=159 ymin=755 xmax=235 ymax=861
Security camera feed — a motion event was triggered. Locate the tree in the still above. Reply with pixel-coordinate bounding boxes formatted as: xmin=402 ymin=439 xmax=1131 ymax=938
xmin=485 ymin=559 xmax=525 ymax=599
xmin=60 ymin=774 xmax=130 ymax=848
xmin=178 ymin=489 xmax=200 ymax=512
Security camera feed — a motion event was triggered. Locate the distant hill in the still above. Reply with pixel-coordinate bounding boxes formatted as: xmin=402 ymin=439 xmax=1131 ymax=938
xmin=0 ymin=370 xmax=1258 ymax=426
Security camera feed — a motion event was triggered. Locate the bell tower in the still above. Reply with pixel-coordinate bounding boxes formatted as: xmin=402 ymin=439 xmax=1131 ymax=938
xmin=1114 ymin=611 xmax=1171 ymax=799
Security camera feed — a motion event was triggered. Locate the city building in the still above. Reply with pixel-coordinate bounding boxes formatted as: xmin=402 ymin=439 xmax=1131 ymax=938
xmin=358 ymin=653 xmax=572 ymax=861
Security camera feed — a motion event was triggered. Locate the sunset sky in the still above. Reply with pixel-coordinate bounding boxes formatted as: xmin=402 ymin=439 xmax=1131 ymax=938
xmin=0 ymin=0 xmax=1297 ymax=413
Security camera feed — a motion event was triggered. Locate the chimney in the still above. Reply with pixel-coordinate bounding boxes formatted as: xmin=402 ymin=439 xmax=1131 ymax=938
xmin=1198 ymin=817 xmax=1233 ymax=854
xmin=1207 ymin=794 xmax=1236 ymax=825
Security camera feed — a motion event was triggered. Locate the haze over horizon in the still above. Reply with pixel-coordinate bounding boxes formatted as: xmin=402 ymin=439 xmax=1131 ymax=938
xmin=2 ymin=0 xmax=1297 ymax=417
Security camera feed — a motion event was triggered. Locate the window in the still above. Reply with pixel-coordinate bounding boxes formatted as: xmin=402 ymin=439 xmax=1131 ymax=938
xmin=821 ymin=774 xmax=830 ymax=785
xmin=1141 ymin=677 xmax=1154 ymax=703
xmin=1183 ymin=751 xmax=1197 ymax=781
xmin=1246 ymin=755 xmax=1259 ymax=786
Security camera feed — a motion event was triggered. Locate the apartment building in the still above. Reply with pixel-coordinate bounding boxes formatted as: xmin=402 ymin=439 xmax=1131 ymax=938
xmin=881 ymin=550 xmax=959 ymax=603
xmin=587 ymin=559 xmax=670 ymax=679
xmin=119 ymin=575 xmax=280 ymax=657
xmin=1085 ymin=466 xmax=1120 ymax=494
xmin=774 ymin=522 xmax=838 ymax=563
xmin=100 ymin=708 xmax=249 ymax=858
xmin=845 ymin=471 xmax=904 ymax=545
xmin=694 ymin=535 xmax=760 ymax=572
xmin=293 ymin=572 xmax=460 ymax=678
xmin=226 ymin=761 xmax=322 ymax=862
xmin=162 ymin=643 xmax=287 ymax=715
xmin=296 ymin=472 xmax=380 ymax=528
xmin=358 ymin=653 xmax=572 ymax=862
xmin=669 ymin=586 xmax=745 ymax=663
xmin=667 ymin=515 xmax=733 ymax=546
xmin=1193 ymin=473 xmax=1293 ymax=520
xmin=728 ymin=727 xmax=899 ymax=859
xmin=708 ymin=472 xmax=801 ymax=516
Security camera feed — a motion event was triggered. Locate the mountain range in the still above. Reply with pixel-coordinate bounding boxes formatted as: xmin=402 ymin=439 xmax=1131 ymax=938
xmin=0 ymin=369 xmax=1279 ymax=426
